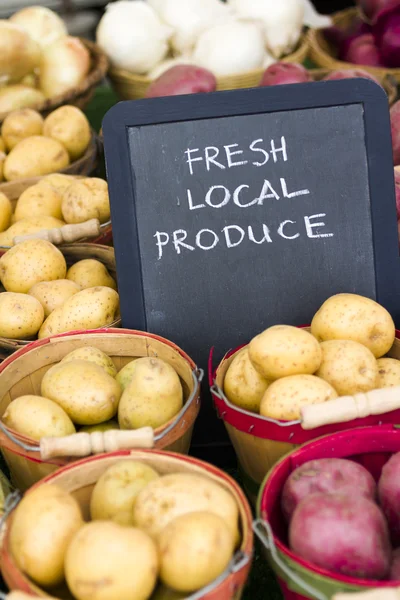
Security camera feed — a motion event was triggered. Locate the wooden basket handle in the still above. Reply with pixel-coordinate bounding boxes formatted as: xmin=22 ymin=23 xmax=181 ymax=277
xmin=40 ymin=428 xmax=154 ymax=460
xmin=333 ymin=590 xmax=400 ymax=599
xmin=13 ymin=219 xmax=101 ymax=245
xmin=301 ymin=386 xmax=400 ymax=430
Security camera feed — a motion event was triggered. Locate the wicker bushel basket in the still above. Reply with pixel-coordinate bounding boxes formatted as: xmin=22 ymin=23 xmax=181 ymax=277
xmin=254 ymin=425 xmax=400 ymax=600
xmin=209 ymin=329 xmax=400 ymax=505
xmin=108 ymin=34 xmax=309 ymax=100
xmin=308 ymin=8 xmax=400 ymax=83
xmin=0 ymin=328 xmax=202 ymax=491
xmin=0 ymin=243 xmax=119 ymax=358
xmin=0 ymin=39 xmax=109 ymax=124
xmin=0 ymin=449 xmax=252 ymax=600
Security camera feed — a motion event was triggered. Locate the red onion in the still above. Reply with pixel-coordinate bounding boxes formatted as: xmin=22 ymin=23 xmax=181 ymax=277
xmin=341 ymin=33 xmax=383 ymax=65
xmin=357 ymin=0 xmax=394 ymax=23
xmin=373 ymin=3 xmax=400 ymax=67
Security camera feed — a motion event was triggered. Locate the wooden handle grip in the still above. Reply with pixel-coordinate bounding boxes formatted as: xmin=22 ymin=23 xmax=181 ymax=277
xmin=13 ymin=219 xmax=101 ymax=245
xmin=7 ymin=593 xmax=60 ymax=600
xmin=333 ymin=590 xmax=400 ymax=600
xmin=40 ymin=428 xmax=154 ymax=460
xmin=301 ymin=386 xmax=400 ymax=430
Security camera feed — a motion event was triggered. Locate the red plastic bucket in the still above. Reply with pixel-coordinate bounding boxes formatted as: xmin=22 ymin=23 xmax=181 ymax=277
xmin=255 ymin=425 xmax=400 ymax=599
xmin=209 ymin=329 xmax=400 ymax=504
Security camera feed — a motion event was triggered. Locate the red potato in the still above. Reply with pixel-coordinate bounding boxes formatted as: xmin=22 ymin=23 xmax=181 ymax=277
xmin=378 ymin=451 xmax=400 ymax=546
xmin=342 ymin=33 xmax=383 ymax=66
xmin=145 ymin=65 xmax=217 ymax=99
xmin=391 ymin=101 xmax=400 ymax=165
xmin=289 ymin=492 xmax=391 ymax=580
xmin=389 ymin=547 xmax=400 ymax=580
xmin=323 ymin=68 xmax=381 ymax=85
xmin=281 ymin=458 xmax=376 ymax=522
xmin=259 ymin=63 xmax=312 ymax=87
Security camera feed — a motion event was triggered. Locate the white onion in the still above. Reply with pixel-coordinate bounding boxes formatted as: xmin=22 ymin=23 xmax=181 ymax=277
xmin=96 ymin=1 xmax=171 ymax=74
xmin=301 ymin=0 xmax=332 ymax=28
xmin=10 ymin=6 xmax=67 ymax=50
xmin=193 ymin=19 xmax=266 ymax=77
xmin=0 ymin=21 xmax=41 ymax=83
xmin=39 ymin=36 xmax=90 ymax=98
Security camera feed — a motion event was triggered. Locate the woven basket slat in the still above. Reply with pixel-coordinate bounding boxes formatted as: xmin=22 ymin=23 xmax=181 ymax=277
xmin=308 ymin=8 xmax=400 ymax=83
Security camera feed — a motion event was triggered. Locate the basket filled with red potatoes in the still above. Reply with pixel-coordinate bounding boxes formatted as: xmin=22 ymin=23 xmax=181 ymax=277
xmin=211 ymin=292 xmax=400 ymax=501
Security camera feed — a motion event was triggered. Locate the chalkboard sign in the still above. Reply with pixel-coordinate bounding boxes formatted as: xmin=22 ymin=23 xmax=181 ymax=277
xmin=103 ymin=79 xmax=399 ymax=451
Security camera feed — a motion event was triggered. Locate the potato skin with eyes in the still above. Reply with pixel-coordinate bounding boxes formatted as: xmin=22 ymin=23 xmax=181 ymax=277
xmin=224 ymin=348 xmax=270 ymax=412
xmin=0 ymin=292 xmax=44 ymax=339
xmin=28 ymin=279 xmax=79 ymax=317
xmin=66 ymin=259 xmax=116 ymax=290
xmin=61 ymin=346 xmax=117 ymax=377
xmin=3 ymin=135 xmax=69 ymax=181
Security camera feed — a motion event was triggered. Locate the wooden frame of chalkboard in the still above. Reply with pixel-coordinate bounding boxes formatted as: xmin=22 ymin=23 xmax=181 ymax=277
xmin=103 ymin=79 xmax=398 ymax=457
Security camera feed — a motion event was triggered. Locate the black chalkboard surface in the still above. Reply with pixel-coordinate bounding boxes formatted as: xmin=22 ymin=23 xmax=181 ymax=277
xmin=103 ymin=79 xmax=399 ymax=454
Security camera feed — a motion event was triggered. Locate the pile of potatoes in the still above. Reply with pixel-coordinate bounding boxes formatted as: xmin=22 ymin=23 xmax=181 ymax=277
xmin=3 ymin=347 xmax=184 ymax=434
xmin=0 ymin=239 xmax=118 ymax=340
xmin=224 ymin=293 xmax=398 ymax=420
xmin=0 ymin=105 xmax=92 ymax=182
xmin=0 ymin=171 xmax=110 ymax=248
xmin=8 ymin=460 xmax=240 ymax=600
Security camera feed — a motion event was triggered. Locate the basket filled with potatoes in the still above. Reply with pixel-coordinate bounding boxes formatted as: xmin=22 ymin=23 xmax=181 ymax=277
xmin=210 ymin=293 xmax=400 ymax=504
xmin=0 ymin=106 xmax=100 ymax=190
xmin=0 ymin=241 xmax=119 ymax=357
xmin=0 ymin=328 xmax=202 ymax=491
xmin=0 ymin=449 xmax=252 ymax=600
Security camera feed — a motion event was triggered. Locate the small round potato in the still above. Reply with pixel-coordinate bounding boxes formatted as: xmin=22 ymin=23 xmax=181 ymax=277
xmin=41 ymin=359 xmax=122 ymax=425
xmin=43 ymin=106 xmax=91 ymax=161
xmin=0 ymin=85 xmax=45 ymax=115
xmin=14 ymin=182 xmax=63 ymax=221
xmin=61 ymin=346 xmax=117 ymax=377
xmin=62 ymin=178 xmax=110 ymax=224
xmin=66 ymin=259 xmax=117 ymax=290
xmin=377 ymin=358 xmax=400 ymax=388
xmin=311 ymin=293 xmax=395 ymax=358
xmin=38 ymin=305 xmax=63 ymax=339
xmin=0 ymin=216 xmax=65 ymax=247
xmin=260 ymin=374 xmax=338 ymax=420
xmin=116 ymin=359 xmax=139 ymax=390
xmin=3 ymin=135 xmax=70 ymax=181
xmin=249 ymin=325 xmax=322 ymax=380
xmin=158 ymin=511 xmax=234 ymax=593
xmin=10 ymin=483 xmax=83 ymax=587
xmin=2 ymin=395 xmax=75 ymax=440
xmin=0 ymin=292 xmax=44 ymax=339
xmin=80 ymin=419 xmax=119 ymax=433
xmin=41 ymin=173 xmax=77 ymax=193
xmin=28 ymin=279 xmax=80 ymax=317
xmin=65 ymin=521 xmax=158 ymax=600
xmin=60 ymin=286 xmax=120 ymax=332
xmin=0 ymin=239 xmax=67 ymax=293
xmin=90 ymin=461 xmax=159 ymax=526
xmin=1 ymin=108 xmax=44 ymax=151
xmin=316 ymin=340 xmax=379 ymax=396
xmin=224 ymin=348 xmax=270 ymax=412
xmin=0 ymin=192 xmax=12 ymax=232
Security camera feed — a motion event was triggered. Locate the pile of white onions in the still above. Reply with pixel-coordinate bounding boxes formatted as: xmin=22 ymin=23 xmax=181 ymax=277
xmin=96 ymin=0 xmax=332 ymax=78
xmin=0 ymin=5 xmax=91 ymax=110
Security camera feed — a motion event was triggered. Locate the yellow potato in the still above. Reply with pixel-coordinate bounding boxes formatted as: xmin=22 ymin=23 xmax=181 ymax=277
xmin=60 ymin=286 xmax=120 ymax=332
xmin=43 ymin=106 xmax=91 ymax=161
xmin=2 ymin=395 xmax=75 ymax=440
xmin=38 ymin=305 xmax=63 ymax=339
xmin=4 ymin=136 xmax=70 ymax=181
xmin=67 ymin=259 xmax=117 ymax=290
xmin=41 ymin=173 xmax=77 ymax=192
xmin=41 ymin=359 xmax=122 ymax=425
xmin=0 ymin=85 xmax=45 ymax=114
xmin=62 ymin=178 xmax=110 ymax=224
xmin=28 ymin=279 xmax=80 ymax=317
xmin=1 ymin=108 xmax=43 ymax=151
xmin=133 ymin=473 xmax=239 ymax=543
xmin=0 ymin=239 xmax=66 ymax=293
xmin=311 ymin=293 xmax=395 ymax=358
xmin=0 ymin=216 xmax=65 ymax=247
xmin=80 ymin=419 xmax=119 ymax=433
xmin=158 ymin=512 xmax=234 ymax=593
xmin=0 ymin=292 xmax=44 ymax=339
xmin=61 ymin=346 xmax=117 ymax=377
xmin=10 ymin=483 xmax=83 ymax=587
xmin=376 ymin=358 xmax=400 ymax=388
xmin=0 ymin=137 xmax=5 ymax=153
xmin=65 ymin=521 xmax=158 ymax=600
xmin=260 ymin=374 xmax=338 ymax=420
xmin=0 ymin=192 xmax=12 ymax=232
xmin=116 ymin=359 xmax=139 ymax=390
xmin=224 ymin=348 xmax=270 ymax=412
xmin=249 ymin=325 xmax=322 ymax=380
xmin=14 ymin=182 xmax=63 ymax=221
xmin=90 ymin=461 xmax=159 ymax=526
xmin=0 ymin=151 xmax=6 ymax=183
xmin=316 ymin=340 xmax=379 ymax=395
xmin=118 ymin=357 xmax=183 ymax=430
